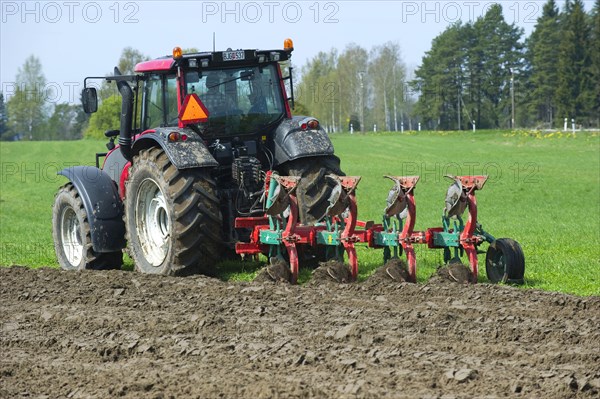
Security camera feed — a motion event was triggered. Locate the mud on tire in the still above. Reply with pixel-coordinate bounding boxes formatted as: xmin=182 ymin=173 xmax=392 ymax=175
xmin=124 ymin=147 xmax=222 ymax=276
xmin=280 ymin=155 xmax=345 ymax=266
xmin=279 ymin=155 xmax=344 ymax=225
xmin=52 ymin=183 xmax=122 ymax=271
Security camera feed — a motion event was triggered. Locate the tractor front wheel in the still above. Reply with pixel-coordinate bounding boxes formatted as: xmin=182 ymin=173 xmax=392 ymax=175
xmin=124 ymin=147 xmax=222 ymax=276
xmin=52 ymin=184 xmax=122 ymax=270
xmin=485 ymin=238 xmax=525 ymax=284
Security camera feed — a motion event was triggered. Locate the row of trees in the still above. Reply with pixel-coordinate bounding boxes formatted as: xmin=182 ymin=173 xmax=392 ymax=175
xmin=296 ymin=42 xmax=411 ymax=133
xmin=413 ymin=0 xmax=599 ymax=129
xmin=0 ymin=48 xmax=148 ymax=141
xmin=299 ymin=0 xmax=599 ymax=131
xmin=0 ymin=55 xmax=89 ymax=141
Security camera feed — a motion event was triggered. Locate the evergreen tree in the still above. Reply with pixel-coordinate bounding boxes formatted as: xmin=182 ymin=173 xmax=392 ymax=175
xmin=471 ymin=4 xmax=524 ymax=128
xmin=587 ymin=0 xmax=600 ymax=124
xmin=412 ymin=23 xmax=466 ymax=130
xmin=71 ymin=97 xmax=91 ymax=137
xmin=526 ymin=0 xmax=561 ymax=126
xmin=413 ymin=5 xmax=524 ymax=129
xmin=556 ymin=0 xmax=591 ymax=125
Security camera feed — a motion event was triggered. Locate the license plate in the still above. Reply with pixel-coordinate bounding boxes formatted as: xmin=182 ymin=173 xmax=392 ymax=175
xmin=222 ymin=50 xmax=245 ymax=61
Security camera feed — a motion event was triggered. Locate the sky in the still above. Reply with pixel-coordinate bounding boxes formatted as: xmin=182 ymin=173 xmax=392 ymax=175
xmin=1 ymin=0 xmax=595 ymax=104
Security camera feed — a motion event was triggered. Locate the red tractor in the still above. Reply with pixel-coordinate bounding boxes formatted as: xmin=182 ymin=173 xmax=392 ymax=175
xmin=53 ymin=39 xmax=525 ymax=284
xmin=52 ymin=39 xmax=342 ymax=275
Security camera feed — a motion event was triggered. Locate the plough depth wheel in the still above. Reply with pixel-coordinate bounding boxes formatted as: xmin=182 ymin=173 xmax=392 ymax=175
xmin=485 ymin=238 xmax=525 ymax=283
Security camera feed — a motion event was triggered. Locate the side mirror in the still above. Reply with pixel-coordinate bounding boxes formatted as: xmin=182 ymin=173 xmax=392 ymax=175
xmin=82 ymin=87 xmax=98 ymax=114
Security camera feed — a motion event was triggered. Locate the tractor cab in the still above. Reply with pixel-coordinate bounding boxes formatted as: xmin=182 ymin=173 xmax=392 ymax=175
xmin=81 ymin=39 xmax=297 ymax=173
xmin=130 ymin=41 xmax=294 ymax=135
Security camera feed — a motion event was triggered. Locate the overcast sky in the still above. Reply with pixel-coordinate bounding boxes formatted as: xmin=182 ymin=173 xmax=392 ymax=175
xmin=1 ymin=0 xmax=594 ymax=104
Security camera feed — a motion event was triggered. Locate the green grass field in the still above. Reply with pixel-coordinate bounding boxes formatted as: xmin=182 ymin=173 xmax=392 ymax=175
xmin=1 ymin=130 xmax=598 ymax=295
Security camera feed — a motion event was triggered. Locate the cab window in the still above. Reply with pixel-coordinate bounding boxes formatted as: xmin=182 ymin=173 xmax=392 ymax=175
xmin=143 ymin=74 xmax=178 ymax=129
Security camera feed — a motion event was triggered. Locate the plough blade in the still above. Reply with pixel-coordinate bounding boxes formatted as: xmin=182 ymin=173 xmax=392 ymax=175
xmin=444 ymin=175 xmax=488 ymax=218
xmin=325 ymin=175 xmax=361 ymax=217
xmin=265 ymin=175 xmax=299 ymax=216
xmin=235 ymin=172 xmax=519 ymax=286
xmin=384 ymin=175 xmax=419 ymax=218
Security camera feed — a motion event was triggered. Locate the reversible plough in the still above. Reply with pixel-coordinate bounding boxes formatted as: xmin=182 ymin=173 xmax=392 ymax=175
xmin=235 ymin=173 xmax=525 ymax=284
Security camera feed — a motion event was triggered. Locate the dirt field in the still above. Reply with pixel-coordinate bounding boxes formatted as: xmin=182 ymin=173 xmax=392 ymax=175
xmin=1 ymin=266 xmax=599 ymax=399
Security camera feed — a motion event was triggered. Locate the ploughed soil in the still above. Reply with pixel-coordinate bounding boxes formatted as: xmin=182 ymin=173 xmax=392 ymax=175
xmin=1 ymin=266 xmax=599 ymax=399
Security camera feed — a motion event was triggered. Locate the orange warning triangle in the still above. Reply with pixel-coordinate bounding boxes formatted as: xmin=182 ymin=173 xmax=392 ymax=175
xmin=179 ymin=93 xmax=209 ymax=124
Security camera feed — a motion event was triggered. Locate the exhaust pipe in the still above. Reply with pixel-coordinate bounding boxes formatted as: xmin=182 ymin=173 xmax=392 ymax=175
xmin=114 ymin=67 xmax=133 ymax=162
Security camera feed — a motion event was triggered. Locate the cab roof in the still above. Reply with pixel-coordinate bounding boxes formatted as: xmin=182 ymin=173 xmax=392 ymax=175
xmin=134 ymin=48 xmax=292 ymax=73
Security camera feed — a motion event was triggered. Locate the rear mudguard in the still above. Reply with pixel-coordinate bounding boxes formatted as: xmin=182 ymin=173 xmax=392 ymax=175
xmin=272 ymin=116 xmax=334 ymax=166
xmin=58 ymin=166 xmax=126 ymax=253
xmin=131 ymin=127 xmax=218 ymax=170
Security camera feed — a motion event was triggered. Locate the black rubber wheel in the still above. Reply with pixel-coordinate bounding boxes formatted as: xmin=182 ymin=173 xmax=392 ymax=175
xmin=124 ymin=147 xmax=222 ymax=276
xmin=52 ymin=184 xmax=123 ymax=271
xmin=485 ymin=238 xmax=525 ymax=284
xmin=279 ymin=155 xmax=344 ymax=225
xmin=279 ymin=155 xmax=345 ymax=265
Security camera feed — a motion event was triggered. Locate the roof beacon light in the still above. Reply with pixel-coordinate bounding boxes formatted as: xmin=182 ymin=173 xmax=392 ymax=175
xmin=173 ymin=46 xmax=183 ymax=59
xmin=284 ymin=38 xmax=294 ymax=52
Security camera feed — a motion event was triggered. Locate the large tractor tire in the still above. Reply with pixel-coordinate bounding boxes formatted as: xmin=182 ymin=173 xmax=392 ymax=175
xmin=52 ymin=184 xmax=123 ymax=271
xmin=124 ymin=147 xmax=222 ymax=276
xmin=280 ymin=155 xmax=345 ymax=225
xmin=485 ymin=238 xmax=525 ymax=284
xmin=280 ymin=155 xmax=346 ymax=266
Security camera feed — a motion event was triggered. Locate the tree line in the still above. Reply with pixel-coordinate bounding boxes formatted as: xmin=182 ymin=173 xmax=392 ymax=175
xmin=298 ymin=0 xmax=599 ymax=131
xmin=0 ymin=55 xmax=89 ymax=141
xmin=1 ymin=0 xmax=597 ymax=141
xmin=295 ymin=41 xmax=410 ymax=133
xmin=0 ymin=48 xmax=148 ymax=141
xmin=413 ymin=0 xmax=599 ymax=130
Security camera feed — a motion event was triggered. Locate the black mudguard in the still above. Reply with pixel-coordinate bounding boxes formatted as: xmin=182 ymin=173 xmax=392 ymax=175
xmin=272 ymin=116 xmax=335 ymax=165
xmin=132 ymin=127 xmax=218 ymax=169
xmin=58 ymin=166 xmax=126 ymax=253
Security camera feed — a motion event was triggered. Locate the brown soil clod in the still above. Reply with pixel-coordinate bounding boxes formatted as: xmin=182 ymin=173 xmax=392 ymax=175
xmin=308 ymin=260 xmax=352 ymax=285
xmin=253 ymin=258 xmax=292 ymax=284
xmin=367 ymin=258 xmax=411 ymax=284
xmin=433 ymin=262 xmax=474 ymax=284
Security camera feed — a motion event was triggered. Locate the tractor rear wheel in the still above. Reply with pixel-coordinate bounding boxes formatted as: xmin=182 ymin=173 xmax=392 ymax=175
xmin=124 ymin=147 xmax=222 ymax=276
xmin=280 ymin=155 xmax=345 ymax=266
xmin=280 ymin=155 xmax=344 ymax=225
xmin=52 ymin=184 xmax=123 ymax=270
xmin=485 ymin=238 xmax=525 ymax=284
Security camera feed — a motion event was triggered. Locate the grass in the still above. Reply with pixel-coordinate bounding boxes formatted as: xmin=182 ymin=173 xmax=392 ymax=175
xmin=1 ymin=130 xmax=598 ymax=295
